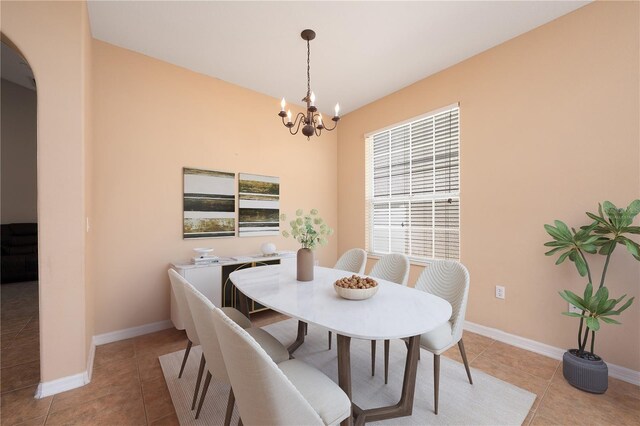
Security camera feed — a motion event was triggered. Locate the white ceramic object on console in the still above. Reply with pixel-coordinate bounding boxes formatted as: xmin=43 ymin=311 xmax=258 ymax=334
xmin=334 ymin=283 xmax=378 ymax=300
xmin=193 ymin=248 xmax=213 ymax=258
xmin=261 ymin=243 xmax=277 ymax=255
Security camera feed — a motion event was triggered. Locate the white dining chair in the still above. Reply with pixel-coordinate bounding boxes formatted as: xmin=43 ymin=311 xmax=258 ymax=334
xmin=327 ymin=248 xmax=368 ymax=349
xmin=212 ymin=305 xmax=352 ymax=426
xmin=334 ymin=248 xmax=367 ymax=274
xmin=169 ymin=269 xmax=259 ymax=414
xmin=180 ymin=273 xmax=290 ymax=423
xmin=169 ymin=269 xmax=229 ymax=411
xmin=415 ymin=260 xmax=472 ymax=414
xmin=369 ymin=253 xmax=410 ymax=286
xmin=168 ymin=269 xmax=251 ymax=410
xmin=168 ymin=269 xmax=201 ymax=380
xmin=368 ymin=253 xmax=410 ymax=381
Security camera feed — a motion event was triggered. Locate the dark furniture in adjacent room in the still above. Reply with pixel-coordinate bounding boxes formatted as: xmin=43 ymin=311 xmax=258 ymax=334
xmin=1 ymin=223 xmax=38 ymax=283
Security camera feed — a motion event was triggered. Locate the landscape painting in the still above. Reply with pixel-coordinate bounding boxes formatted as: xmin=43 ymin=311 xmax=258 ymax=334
xmin=238 ymin=173 xmax=280 ymax=237
xmin=183 ymin=168 xmax=236 ymax=238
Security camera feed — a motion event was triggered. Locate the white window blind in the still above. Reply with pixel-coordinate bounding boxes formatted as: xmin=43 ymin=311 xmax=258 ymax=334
xmin=365 ymin=105 xmax=460 ymax=261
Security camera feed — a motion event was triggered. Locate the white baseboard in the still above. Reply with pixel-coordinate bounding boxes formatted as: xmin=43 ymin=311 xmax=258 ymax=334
xmin=35 ymin=339 xmax=96 ymax=399
xmin=35 ymin=320 xmax=173 ymax=398
xmin=35 ymin=372 xmax=88 ymax=399
xmin=464 ymin=321 xmax=566 ymax=359
xmin=464 ymin=320 xmax=640 ymax=386
xmin=93 ymin=320 xmax=173 ymax=345
xmin=608 ymin=363 xmax=640 ymax=386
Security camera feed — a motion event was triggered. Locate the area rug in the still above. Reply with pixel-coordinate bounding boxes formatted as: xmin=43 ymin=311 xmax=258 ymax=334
xmin=160 ymin=319 xmax=535 ymax=425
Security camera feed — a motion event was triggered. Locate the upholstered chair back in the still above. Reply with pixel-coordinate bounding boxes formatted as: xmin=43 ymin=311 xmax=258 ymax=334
xmin=334 ymin=248 xmax=367 ymax=274
xmin=168 ymin=269 xmax=200 ymax=346
xmin=212 ymin=308 xmax=325 ymax=426
xmin=369 ymin=253 xmax=410 ymax=286
xmin=415 ymin=260 xmax=470 ymax=342
xmin=182 ymin=279 xmax=231 ymax=384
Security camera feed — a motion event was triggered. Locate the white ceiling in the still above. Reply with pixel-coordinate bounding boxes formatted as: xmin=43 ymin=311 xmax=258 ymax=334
xmin=87 ymin=1 xmax=589 ymax=115
xmin=1 ymin=42 xmax=36 ymax=91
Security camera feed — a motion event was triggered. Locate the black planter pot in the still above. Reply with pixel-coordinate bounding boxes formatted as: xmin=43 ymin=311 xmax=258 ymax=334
xmin=562 ymin=349 xmax=608 ymax=394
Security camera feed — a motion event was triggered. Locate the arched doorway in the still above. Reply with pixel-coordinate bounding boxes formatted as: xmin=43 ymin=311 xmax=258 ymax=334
xmin=1 ymin=0 xmax=92 ymax=401
xmin=0 ymin=40 xmax=40 ymax=393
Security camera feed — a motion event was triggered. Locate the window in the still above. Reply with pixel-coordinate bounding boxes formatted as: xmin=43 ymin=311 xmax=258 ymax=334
xmin=365 ymin=105 xmax=460 ymax=261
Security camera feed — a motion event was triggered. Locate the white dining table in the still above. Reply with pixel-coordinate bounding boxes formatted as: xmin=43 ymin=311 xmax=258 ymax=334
xmin=230 ymin=264 xmax=452 ymax=426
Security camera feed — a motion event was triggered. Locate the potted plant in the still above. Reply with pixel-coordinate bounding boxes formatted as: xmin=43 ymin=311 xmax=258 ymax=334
xmin=281 ymin=209 xmax=333 ymax=281
xmin=544 ymin=200 xmax=639 ymax=393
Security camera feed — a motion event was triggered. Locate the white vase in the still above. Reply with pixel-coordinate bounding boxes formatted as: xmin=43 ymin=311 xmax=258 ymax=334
xmin=261 ymin=242 xmax=276 ymax=255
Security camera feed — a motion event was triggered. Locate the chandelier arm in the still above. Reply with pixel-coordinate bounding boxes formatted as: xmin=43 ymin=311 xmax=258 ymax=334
xmin=288 ymin=124 xmax=300 ymax=136
xmin=295 ymin=112 xmax=307 ymax=125
xmin=288 ymin=114 xmax=307 ymax=136
xmin=314 ymin=126 xmax=322 ymax=137
xmin=321 ymin=119 xmax=338 ymax=132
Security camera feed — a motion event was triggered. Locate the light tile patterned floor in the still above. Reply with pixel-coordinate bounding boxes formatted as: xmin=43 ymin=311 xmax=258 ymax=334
xmin=1 ymin=282 xmax=639 ymax=425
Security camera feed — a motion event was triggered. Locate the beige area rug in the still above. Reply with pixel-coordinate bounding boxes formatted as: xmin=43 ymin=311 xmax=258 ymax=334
xmin=160 ymin=319 xmax=535 ymax=425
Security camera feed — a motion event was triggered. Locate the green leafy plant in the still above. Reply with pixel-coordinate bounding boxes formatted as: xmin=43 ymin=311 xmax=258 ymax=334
xmin=544 ymin=200 xmax=640 ymax=358
xmin=281 ymin=209 xmax=333 ymax=250
xmin=559 ymin=283 xmax=633 ymax=356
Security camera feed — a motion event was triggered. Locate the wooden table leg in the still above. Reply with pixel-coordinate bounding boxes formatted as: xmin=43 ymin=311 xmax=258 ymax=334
xmin=396 ymin=335 xmax=420 ymax=415
xmin=337 ymin=334 xmax=353 ymax=426
xmin=353 ymin=335 xmax=421 ymax=424
xmin=287 ymin=320 xmax=306 ymax=355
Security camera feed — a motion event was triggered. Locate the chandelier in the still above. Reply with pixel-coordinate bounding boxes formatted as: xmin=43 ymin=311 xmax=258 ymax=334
xmin=278 ymin=29 xmax=340 ymax=139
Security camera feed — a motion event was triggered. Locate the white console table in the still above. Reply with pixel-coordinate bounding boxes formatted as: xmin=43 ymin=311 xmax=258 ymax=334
xmin=170 ymin=252 xmax=296 ymax=329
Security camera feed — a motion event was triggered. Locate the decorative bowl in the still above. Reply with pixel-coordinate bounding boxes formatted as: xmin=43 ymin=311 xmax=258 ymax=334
xmin=334 ymin=283 xmax=378 ymax=300
xmin=333 ymin=276 xmax=379 ymax=300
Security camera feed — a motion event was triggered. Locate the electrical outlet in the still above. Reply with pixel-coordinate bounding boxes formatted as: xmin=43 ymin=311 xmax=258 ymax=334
xmin=568 ymin=303 xmax=582 ymax=314
xmin=495 ymin=285 xmax=505 ymax=300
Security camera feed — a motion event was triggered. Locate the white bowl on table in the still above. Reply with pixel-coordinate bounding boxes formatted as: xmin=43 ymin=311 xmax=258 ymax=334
xmin=334 ymin=282 xmax=379 ymax=300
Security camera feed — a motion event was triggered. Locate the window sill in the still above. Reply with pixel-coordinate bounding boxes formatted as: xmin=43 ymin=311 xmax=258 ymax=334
xmin=366 ymin=252 xmax=436 ymax=267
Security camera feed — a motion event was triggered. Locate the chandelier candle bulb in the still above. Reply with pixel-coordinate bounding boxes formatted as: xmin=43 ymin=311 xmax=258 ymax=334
xmin=287 ymin=110 xmax=292 ymax=123
xmin=335 ymin=103 xmax=340 ymax=117
xmin=280 ymin=98 xmax=286 ymax=111
xmin=310 ymin=92 xmax=316 ymax=106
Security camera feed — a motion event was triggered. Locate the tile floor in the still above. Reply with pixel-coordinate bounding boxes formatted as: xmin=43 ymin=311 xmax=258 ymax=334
xmin=1 ymin=282 xmax=639 ymax=425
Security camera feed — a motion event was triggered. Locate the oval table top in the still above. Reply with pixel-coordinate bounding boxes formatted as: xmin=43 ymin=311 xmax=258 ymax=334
xmin=230 ymin=265 xmax=452 ymax=340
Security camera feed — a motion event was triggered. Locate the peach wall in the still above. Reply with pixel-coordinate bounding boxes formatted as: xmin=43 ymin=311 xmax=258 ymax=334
xmin=1 ymin=79 xmax=37 ymax=224
xmin=1 ymin=1 xmax=91 ymax=381
xmin=90 ymin=40 xmax=338 ymax=334
xmin=83 ymin=3 xmax=94 ymax=364
xmin=337 ymin=1 xmax=640 ymax=370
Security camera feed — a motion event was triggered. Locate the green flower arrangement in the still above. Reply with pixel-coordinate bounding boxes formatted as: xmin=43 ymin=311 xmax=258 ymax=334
xmin=281 ymin=209 xmax=334 ymax=250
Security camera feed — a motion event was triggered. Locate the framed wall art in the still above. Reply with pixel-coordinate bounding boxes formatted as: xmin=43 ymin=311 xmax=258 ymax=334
xmin=238 ymin=173 xmax=280 ymax=237
xmin=183 ymin=168 xmax=236 ymax=238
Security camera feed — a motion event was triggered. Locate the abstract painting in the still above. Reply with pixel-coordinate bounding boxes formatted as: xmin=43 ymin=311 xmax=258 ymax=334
xmin=183 ymin=168 xmax=236 ymax=238
xmin=238 ymin=173 xmax=280 ymax=237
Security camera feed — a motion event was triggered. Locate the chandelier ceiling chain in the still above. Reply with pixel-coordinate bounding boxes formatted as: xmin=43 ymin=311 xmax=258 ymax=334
xmin=278 ymin=29 xmax=340 ymax=140
xmin=306 ymin=38 xmax=311 ymax=100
